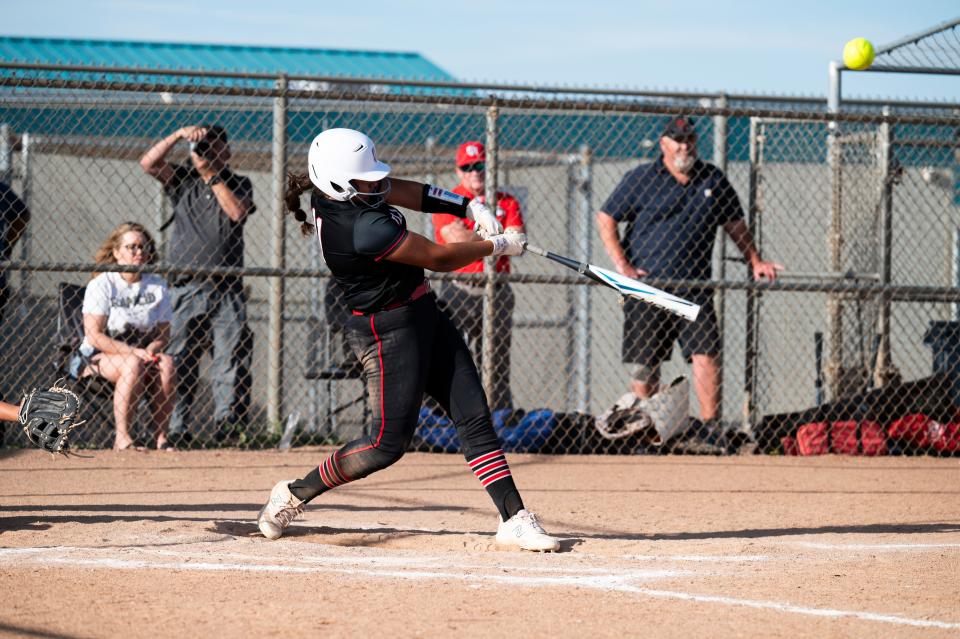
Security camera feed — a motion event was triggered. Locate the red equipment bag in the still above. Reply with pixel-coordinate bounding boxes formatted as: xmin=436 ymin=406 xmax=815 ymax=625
xmin=781 ymin=435 xmax=798 ymax=456
xmin=934 ymin=422 xmax=960 ymax=453
xmin=796 ymin=420 xmax=887 ymax=456
xmin=887 ymin=413 xmax=960 ymax=453
xmin=831 ymin=420 xmax=887 ymax=456
xmin=888 ymin=413 xmax=936 ymax=449
xmin=796 ymin=422 xmax=829 ymax=456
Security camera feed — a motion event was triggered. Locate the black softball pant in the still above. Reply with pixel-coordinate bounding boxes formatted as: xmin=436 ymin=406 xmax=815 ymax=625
xmin=334 ymin=293 xmax=501 ymax=480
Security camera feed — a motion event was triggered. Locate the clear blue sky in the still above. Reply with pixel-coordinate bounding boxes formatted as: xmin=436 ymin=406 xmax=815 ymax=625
xmin=7 ymin=0 xmax=960 ymax=101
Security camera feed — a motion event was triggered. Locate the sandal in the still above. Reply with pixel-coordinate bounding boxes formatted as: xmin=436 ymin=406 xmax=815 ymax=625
xmin=113 ymin=441 xmax=147 ymax=452
xmin=156 ymin=440 xmax=177 ymax=451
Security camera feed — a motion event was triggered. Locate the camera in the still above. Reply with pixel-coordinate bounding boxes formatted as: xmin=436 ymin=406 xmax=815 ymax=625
xmin=190 ymin=139 xmax=213 ymax=159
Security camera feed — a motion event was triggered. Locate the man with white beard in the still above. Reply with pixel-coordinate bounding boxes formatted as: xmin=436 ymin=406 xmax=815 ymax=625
xmin=595 ymin=116 xmax=782 ymax=453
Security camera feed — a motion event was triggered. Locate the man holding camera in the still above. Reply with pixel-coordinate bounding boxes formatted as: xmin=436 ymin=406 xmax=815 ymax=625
xmin=140 ymin=125 xmax=255 ymax=445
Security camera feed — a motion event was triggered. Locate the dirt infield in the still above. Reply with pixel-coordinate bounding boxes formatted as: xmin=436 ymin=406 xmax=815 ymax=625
xmin=1 ymin=449 xmax=958 ymax=638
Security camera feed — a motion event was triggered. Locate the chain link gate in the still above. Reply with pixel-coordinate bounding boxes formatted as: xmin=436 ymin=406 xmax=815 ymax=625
xmin=750 ymin=114 xmax=960 ymax=454
xmin=0 ymin=64 xmax=958 ymax=455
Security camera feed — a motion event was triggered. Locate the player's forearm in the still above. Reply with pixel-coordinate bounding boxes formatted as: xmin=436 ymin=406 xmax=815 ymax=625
xmin=389 ymin=232 xmax=495 ymax=272
xmin=427 ymin=241 xmax=494 ymax=272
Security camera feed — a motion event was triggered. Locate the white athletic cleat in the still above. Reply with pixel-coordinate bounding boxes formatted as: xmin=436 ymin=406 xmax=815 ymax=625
xmin=496 ymin=509 xmax=561 ymax=552
xmin=257 ymin=480 xmax=304 ymax=540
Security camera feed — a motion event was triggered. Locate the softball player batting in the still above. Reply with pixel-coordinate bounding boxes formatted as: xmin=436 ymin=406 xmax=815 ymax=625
xmin=257 ymin=128 xmax=560 ymax=552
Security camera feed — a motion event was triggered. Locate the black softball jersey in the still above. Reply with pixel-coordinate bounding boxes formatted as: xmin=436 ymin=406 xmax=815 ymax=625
xmin=311 ymin=193 xmax=424 ymax=314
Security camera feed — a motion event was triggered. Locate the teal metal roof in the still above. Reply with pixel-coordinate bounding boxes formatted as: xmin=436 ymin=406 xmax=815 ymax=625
xmin=0 ymin=36 xmax=456 ymax=81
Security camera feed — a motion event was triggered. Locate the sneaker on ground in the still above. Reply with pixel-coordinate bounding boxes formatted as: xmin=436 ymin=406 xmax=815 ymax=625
xmin=257 ymin=480 xmax=304 ymax=540
xmin=496 ymin=509 xmax=561 ymax=552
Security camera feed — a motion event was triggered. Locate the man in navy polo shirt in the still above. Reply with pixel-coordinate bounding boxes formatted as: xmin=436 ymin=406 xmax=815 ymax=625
xmin=596 ymin=116 xmax=782 ymax=446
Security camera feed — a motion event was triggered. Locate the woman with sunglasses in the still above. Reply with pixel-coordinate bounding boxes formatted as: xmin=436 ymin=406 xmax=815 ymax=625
xmin=75 ymin=222 xmax=176 ymax=450
xmin=257 ymin=128 xmax=560 ymax=551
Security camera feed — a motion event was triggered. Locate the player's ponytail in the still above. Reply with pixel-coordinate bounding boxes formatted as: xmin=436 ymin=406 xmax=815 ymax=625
xmin=284 ymin=172 xmax=315 ymax=237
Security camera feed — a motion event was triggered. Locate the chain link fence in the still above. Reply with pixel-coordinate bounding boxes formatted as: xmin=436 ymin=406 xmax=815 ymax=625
xmin=0 ymin=65 xmax=958 ymax=456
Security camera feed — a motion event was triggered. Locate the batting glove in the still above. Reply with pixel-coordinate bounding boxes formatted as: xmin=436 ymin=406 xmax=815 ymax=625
xmin=489 ymin=231 xmax=526 ymax=257
xmin=466 ymin=199 xmax=503 ymax=239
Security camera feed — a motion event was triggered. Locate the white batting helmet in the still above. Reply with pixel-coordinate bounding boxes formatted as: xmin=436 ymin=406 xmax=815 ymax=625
xmin=307 ymin=128 xmax=391 ymax=202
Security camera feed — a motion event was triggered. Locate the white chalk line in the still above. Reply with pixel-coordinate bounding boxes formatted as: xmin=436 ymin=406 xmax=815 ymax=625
xmin=2 ymin=544 xmax=958 ymax=630
xmin=0 ymin=545 xmax=697 ymax=579
xmin=783 ymin=541 xmax=960 ymax=551
xmin=620 ymin=586 xmax=960 ymax=630
xmin=617 ymin=553 xmax=770 ymax=563
xmin=144 ymin=546 xmax=767 ymax=571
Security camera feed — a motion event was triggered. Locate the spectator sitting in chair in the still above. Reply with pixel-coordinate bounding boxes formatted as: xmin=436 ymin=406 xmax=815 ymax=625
xmin=72 ymin=222 xmax=176 ymax=451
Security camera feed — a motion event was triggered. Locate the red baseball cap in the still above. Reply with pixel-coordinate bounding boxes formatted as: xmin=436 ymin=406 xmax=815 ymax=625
xmin=456 ymin=141 xmax=486 ymax=167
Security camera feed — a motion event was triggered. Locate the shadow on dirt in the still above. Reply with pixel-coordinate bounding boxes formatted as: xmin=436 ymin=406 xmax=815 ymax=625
xmin=0 ymin=502 xmax=469 ymax=533
xmin=0 ymin=622 xmax=81 ymax=639
xmin=208 ymin=520 xmax=583 ymax=553
xmin=564 ymin=521 xmax=960 ymax=542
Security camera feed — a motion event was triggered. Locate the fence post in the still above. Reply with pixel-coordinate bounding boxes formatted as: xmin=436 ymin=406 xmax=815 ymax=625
xmin=827 ymin=96 xmax=844 ymax=400
xmin=267 ymin=75 xmax=288 ymax=431
xmin=874 ymin=107 xmax=894 ymax=388
xmin=482 ymin=103 xmax=499 ymax=403
xmin=827 ymin=60 xmax=842 ymax=115
xmin=712 ymin=95 xmax=728 ymax=414
xmin=743 ymin=117 xmax=762 ymax=430
xmin=955 ymin=107 xmax=960 ymax=320
xmin=0 ymin=123 xmax=9 ymax=183
xmin=575 ymin=143 xmax=593 ymax=412
xmin=564 ymin=159 xmax=577 ymax=409
xmin=423 ymin=136 xmax=436 ymax=240
xmin=19 ymin=132 xmax=31 ymax=295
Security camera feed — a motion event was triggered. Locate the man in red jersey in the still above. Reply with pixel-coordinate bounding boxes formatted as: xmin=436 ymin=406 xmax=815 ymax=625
xmin=432 ymin=141 xmax=524 ymax=411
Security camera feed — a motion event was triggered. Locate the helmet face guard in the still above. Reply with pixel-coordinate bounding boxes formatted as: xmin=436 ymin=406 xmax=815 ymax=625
xmin=349 ymin=177 xmax=392 ymax=207
xmin=308 ymin=128 xmax=392 ymax=205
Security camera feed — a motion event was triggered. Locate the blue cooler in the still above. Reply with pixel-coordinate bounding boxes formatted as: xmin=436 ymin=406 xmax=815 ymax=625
xmin=923 ymin=321 xmax=960 ymax=407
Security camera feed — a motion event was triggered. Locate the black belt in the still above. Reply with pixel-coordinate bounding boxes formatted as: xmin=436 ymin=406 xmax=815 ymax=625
xmin=351 ymin=281 xmax=431 ymax=316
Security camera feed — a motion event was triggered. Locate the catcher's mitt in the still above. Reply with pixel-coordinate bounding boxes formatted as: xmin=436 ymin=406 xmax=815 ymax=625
xmin=19 ymin=383 xmax=85 ymax=455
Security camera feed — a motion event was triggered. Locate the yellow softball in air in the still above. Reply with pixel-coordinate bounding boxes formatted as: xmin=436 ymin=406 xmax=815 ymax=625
xmin=843 ymin=37 xmax=875 ymax=70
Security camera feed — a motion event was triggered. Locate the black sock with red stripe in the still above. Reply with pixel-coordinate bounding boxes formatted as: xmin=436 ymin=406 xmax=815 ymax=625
xmin=467 ymin=449 xmax=524 ymax=520
xmin=289 ymin=451 xmax=351 ymax=503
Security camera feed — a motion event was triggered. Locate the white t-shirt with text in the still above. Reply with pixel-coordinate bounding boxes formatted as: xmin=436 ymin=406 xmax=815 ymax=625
xmin=81 ymin=272 xmax=173 ymax=352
